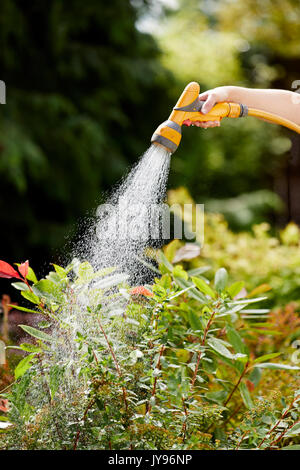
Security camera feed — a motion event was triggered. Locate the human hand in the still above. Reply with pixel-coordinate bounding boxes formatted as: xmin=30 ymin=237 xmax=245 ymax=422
xmin=183 ymin=118 xmax=220 ymax=128
xmin=185 ymin=86 xmax=231 ymax=128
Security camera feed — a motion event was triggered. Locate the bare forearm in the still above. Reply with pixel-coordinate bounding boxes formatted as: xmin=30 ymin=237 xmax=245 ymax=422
xmin=226 ymin=86 xmax=300 ymax=125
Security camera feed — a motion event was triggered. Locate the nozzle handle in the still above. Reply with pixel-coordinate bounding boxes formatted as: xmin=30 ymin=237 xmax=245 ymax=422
xmin=182 ymin=101 xmax=248 ymax=124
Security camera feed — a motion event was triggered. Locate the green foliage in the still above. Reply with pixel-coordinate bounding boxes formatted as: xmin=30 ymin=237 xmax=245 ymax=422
xmin=167 ymin=187 xmax=300 ymax=308
xmin=0 ymin=0 xmax=171 ymax=262
xmin=2 ymin=0 xmax=300 ymax=265
xmin=0 ymin=259 xmax=299 ymax=450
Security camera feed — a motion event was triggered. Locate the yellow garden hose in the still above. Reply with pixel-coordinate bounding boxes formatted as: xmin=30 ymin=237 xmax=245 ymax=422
xmin=247 ymin=107 xmax=300 ymax=135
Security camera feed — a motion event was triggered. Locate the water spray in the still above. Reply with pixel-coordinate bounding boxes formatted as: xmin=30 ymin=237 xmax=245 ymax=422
xmin=151 ymin=81 xmax=300 ymax=154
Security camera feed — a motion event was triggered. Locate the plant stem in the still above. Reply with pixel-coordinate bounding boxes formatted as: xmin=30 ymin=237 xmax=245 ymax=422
xmin=190 ymin=305 xmax=219 ymax=388
xmin=267 ymin=417 xmax=300 ymax=449
xmin=223 ymin=403 xmax=243 ymax=427
xmin=0 ymin=381 xmax=16 ymax=394
xmin=258 ymin=395 xmax=298 ymax=449
xmin=73 ymin=399 xmax=95 ymax=450
xmin=235 ymin=431 xmax=248 ymax=450
xmin=181 ymin=397 xmax=188 ymax=443
xmin=147 ymin=344 xmax=165 ymax=415
xmin=224 ymin=361 xmax=249 ymax=407
xmin=97 ymin=319 xmax=128 ymax=413
xmin=152 ymin=345 xmax=165 ymax=398
xmin=181 ymin=303 xmax=219 ymax=438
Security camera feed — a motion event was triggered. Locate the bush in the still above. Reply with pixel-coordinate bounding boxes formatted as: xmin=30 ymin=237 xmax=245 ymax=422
xmin=0 ymin=258 xmax=299 ymax=450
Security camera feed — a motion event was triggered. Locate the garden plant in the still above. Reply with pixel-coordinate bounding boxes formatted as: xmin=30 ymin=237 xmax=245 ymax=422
xmin=0 ymin=251 xmax=299 ymax=450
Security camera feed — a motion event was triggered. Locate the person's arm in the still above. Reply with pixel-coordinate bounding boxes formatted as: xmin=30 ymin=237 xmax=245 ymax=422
xmin=196 ymin=86 xmax=300 ymax=128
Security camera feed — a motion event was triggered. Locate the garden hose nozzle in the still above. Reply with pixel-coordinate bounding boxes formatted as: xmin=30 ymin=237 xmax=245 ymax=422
xmin=151 ymin=81 xmax=300 ymax=154
xmin=151 ymin=81 xmax=247 ymax=154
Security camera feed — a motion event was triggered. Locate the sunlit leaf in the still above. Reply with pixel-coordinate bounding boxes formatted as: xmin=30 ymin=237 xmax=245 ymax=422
xmin=19 ymin=325 xmax=54 ymax=343
xmin=15 ymin=353 xmax=37 ymax=379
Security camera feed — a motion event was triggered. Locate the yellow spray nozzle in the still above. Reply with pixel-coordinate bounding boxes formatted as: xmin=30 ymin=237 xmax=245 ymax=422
xmin=151 ymin=82 xmax=245 ymax=153
xmin=151 ymin=82 xmax=200 ymax=153
xmin=151 ymin=81 xmax=247 ymax=153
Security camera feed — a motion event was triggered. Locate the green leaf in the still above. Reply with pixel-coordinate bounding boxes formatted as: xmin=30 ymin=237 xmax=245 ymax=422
xmin=0 ymin=416 xmax=9 ymax=422
xmin=207 ymin=337 xmax=247 ymax=361
xmin=159 ymin=252 xmax=174 ymax=272
xmin=174 ymin=277 xmax=206 ymax=302
xmin=7 ymin=343 xmax=43 ymax=354
xmin=46 ymin=272 xmax=62 ymax=284
xmin=38 ymin=321 xmax=52 ymax=329
xmin=19 ymin=343 xmax=42 ymax=353
xmin=173 ymin=265 xmax=188 ymax=280
xmin=187 ymin=266 xmax=210 ymax=276
xmin=129 ymin=349 xmax=144 ymax=365
xmin=214 ymin=268 xmax=228 ymax=293
xmin=49 ymin=365 xmax=65 ymax=400
xmin=187 ymin=311 xmax=203 ymax=331
xmin=33 ymin=279 xmax=64 ymax=303
xmin=285 ymin=422 xmax=300 ymax=437
xmin=52 ymin=264 xmax=67 ymax=278
xmin=77 ymin=261 xmax=94 ymax=281
xmin=226 ymin=281 xmax=244 ymax=299
xmin=253 ymin=353 xmax=281 ymax=364
xmin=239 ymin=382 xmax=253 ymax=409
xmin=168 ymin=285 xmax=195 ymax=300
xmin=21 ymin=290 xmax=40 ymax=304
xmin=229 ymin=297 xmax=268 ymax=305
xmin=19 ymin=325 xmax=54 ymax=343
xmin=248 ymin=328 xmax=281 ymax=336
xmin=8 ymin=305 xmax=37 ymax=314
xmin=214 ymin=354 xmax=244 ymax=373
xmin=15 ymin=353 xmax=37 ymax=379
xmin=192 ymin=276 xmax=216 ymax=299
xmin=11 ymin=282 xmax=30 ymax=291
xmin=93 ymin=267 xmax=117 ymax=278
xmin=252 ymin=363 xmax=300 ymax=370
xmin=205 ymin=390 xmax=228 ymax=404
xmin=26 ymin=266 xmax=38 ymax=283
xmin=226 ymin=325 xmax=248 ymax=355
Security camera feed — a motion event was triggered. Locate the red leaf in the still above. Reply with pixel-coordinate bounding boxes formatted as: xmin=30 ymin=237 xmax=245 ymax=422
xmin=130 ymin=286 xmax=153 ymax=297
xmin=0 ymin=399 xmax=9 ymax=413
xmin=0 ymin=260 xmax=22 ymax=280
xmin=18 ymin=260 xmax=29 ymax=278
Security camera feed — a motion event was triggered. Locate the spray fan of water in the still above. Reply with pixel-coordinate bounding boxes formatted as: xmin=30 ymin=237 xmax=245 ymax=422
xmin=2 ymin=145 xmax=172 ymax=447
xmin=78 ymin=144 xmax=171 ymax=284
xmin=46 ymin=144 xmax=171 ymax=405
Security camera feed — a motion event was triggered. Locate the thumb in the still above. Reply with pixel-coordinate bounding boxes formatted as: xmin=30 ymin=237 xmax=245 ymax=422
xmin=201 ymin=94 xmax=216 ymax=114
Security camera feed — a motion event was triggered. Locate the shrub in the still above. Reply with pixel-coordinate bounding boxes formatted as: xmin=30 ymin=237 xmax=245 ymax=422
xmin=0 ymin=258 xmax=299 ymax=450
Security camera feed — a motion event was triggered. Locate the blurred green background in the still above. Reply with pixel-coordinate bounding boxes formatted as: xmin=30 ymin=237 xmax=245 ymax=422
xmin=1 ymin=0 xmax=300 ymax=272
